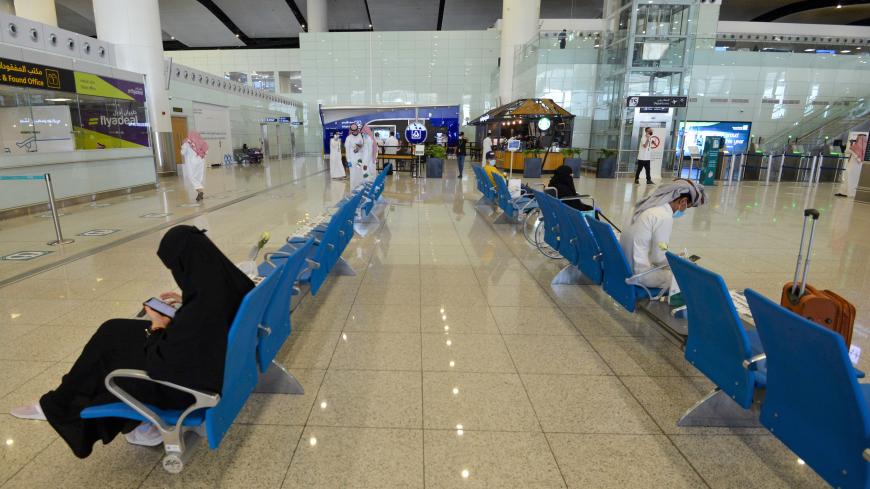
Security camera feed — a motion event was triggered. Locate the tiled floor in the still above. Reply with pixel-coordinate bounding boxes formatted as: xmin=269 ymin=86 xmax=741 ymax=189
xmin=2 ymin=156 xmax=865 ymax=488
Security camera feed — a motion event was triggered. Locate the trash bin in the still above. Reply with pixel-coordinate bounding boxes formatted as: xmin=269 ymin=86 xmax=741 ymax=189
xmin=563 ymin=157 xmax=582 ymax=175
xmin=426 ymin=157 xmax=443 ymax=178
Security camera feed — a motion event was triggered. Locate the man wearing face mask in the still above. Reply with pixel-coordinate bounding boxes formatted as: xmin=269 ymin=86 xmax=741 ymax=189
xmin=620 ymin=179 xmax=706 ymax=290
xmin=344 ymin=123 xmax=365 ymax=186
xmin=635 ymin=127 xmax=654 ymax=185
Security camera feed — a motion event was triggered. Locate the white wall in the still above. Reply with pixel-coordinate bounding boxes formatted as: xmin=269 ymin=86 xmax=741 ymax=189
xmin=169 ymin=48 xmax=301 ymax=94
xmin=299 ymin=30 xmax=501 ymax=151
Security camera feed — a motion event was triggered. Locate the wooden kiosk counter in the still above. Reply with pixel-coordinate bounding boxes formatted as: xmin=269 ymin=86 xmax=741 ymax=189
xmin=494 ymin=151 xmax=567 ymax=172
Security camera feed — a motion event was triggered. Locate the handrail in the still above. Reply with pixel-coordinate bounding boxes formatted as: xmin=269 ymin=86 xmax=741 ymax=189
xmin=762 ymin=96 xmax=869 ymax=153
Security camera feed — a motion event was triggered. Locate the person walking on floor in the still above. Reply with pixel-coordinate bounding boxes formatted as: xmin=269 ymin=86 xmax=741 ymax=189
xmin=329 ymin=132 xmax=347 ymax=179
xmin=181 ymin=130 xmax=208 ymax=202
xmin=635 ymin=127 xmax=654 ymax=185
xmin=457 ymin=132 xmax=467 ymax=178
xmin=835 ymin=134 xmax=866 ymax=198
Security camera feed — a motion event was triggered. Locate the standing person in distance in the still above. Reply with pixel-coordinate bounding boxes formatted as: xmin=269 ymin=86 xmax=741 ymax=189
xmin=482 ymin=131 xmax=493 ymax=163
xmin=384 ymin=130 xmax=399 ymax=168
xmin=835 ymin=134 xmax=866 ymax=198
xmin=329 ymin=132 xmax=346 ymax=180
xmin=181 ymin=130 xmax=208 ymax=202
xmin=344 ymin=123 xmax=365 ymax=188
xmin=456 ymin=132 xmax=468 ymax=178
xmin=635 ymin=127 xmax=654 ymax=185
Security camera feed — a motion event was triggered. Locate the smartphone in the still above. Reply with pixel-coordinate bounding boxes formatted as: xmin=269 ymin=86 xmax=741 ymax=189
xmin=689 ymin=254 xmax=701 ymax=262
xmin=141 ymin=297 xmax=176 ymax=319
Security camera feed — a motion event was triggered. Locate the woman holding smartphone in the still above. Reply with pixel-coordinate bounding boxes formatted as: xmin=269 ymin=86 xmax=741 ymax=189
xmin=10 ymin=225 xmax=253 ymax=458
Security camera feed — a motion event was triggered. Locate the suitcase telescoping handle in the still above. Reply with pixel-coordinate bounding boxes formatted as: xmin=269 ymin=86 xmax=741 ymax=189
xmin=791 ymin=208 xmax=820 ymax=298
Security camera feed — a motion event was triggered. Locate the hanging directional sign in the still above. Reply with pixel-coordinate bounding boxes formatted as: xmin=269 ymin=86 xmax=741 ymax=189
xmin=626 ymin=96 xmax=688 ymax=108
xmin=405 ymin=122 xmax=427 ymax=144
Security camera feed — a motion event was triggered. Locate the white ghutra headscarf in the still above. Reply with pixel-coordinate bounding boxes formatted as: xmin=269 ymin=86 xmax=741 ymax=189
xmin=631 ymin=179 xmax=706 ymax=223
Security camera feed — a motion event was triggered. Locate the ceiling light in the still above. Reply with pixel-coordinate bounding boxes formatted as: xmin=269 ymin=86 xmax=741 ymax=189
xmin=804 ymin=48 xmax=814 ymax=52
xmin=235 ymin=33 xmax=240 ymax=37
xmin=841 ymin=49 xmax=851 ymax=53
xmin=836 ymin=4 xmax=842 ymax=8
xmin=170 ymin=36 xmax=175 ymax=40
xmin=46 ymin=98 xmax=71 ymax=101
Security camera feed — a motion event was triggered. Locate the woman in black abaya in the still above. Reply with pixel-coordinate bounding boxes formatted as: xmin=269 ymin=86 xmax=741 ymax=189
xmin=548 ymin=165 xmax=594 ymax=212
xmin=11 ymin=225 xmax=253 ymax=458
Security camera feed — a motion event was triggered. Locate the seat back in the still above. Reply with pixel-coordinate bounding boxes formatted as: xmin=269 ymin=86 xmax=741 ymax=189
xmin=744 ymin=289 xmax=870 ymax=489
xmin=563 ymin=207 xmax=603 ymax=284
xmin=587 ymin=218 xmax=640 ymax=312
xmin=205 ymin=265 xmax=283 ymax=449
xmin=667 ymin=252 xmax=759 ymax=408
xmin=473 ymin=165 xmax=486 ymax=194
xmin=552 ymin=198 xmax=580 ymax=265
xmin=259 ymin=238 xmax=314 ymax=372
xmin=531 ymin=189 xmax=561 ymax=251
xmin=492 ymin=173 xmax=514 ymax=217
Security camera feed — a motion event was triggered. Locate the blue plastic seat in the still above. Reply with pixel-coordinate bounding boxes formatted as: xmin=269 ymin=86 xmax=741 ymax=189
xmin=550 ymin=195 xmax=580 ymax=265
xmin=586 ymin=218 xmax=661 ymax=312
xmin=745 ymin=289 xmax=870 ymax=489
xmin=81 ymin=260 xmax=284 ymax=472
xmin=667 ymin=252 xmax=765 ymax=422
xmin=258 ymin=238 xmax=314 ymax=373
xmin=491 ymin=173 xmax=536 ymax=222
xmin=530 ymin=189 xmax=561 ymax=252
xmin=561 ymin=205 xmax=603 ymax=285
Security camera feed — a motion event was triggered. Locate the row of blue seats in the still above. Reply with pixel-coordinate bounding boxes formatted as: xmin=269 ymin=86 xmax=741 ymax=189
xmin=473 ymin=169 xmax=870 ymax=489
xmin=81 ymin=167 xmax=393 ymax=474
xmin=471 ymin=165 xmax=537 ymax=223
xmin=667 ymin=253 xmax=870 ymax=489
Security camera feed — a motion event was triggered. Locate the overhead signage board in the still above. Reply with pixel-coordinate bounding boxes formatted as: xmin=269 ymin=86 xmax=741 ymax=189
xmin=626 ymin=96 xmax=688 ymax=108
xmin=0 ymin=58 xmax=75 ymax=92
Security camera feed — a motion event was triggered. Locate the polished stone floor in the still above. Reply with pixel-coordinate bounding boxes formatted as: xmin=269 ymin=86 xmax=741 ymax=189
xmin=2 ymin=157 xmax=866 ymax=488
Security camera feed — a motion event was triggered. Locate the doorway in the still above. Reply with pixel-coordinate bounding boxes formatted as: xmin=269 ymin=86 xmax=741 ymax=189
xmin=171 ymin=116 xmax=188 ymax=165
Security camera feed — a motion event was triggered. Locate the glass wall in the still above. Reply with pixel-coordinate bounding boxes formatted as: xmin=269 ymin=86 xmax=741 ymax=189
xmin=0 ymin=84 xmax=149 ymax=155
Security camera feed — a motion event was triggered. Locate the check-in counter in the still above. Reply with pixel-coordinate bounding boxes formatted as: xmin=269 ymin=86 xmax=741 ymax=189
xmin=741 ymin=153 xmax=765 ymax=181
xmin=856 ymin=163 xmax=870 ymax=204
xmin=818 ymin=156 xmax=844 ymax=183
xmin=495 ymin=150 xmax=565 ymax=172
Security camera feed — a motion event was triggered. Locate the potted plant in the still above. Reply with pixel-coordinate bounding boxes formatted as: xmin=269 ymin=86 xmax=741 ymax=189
xmin=597 ymin=148 xmax=617 ymax=178
xmin=425 ymin=144 xmax=446 ymax=178
xmin=523 ymin=148 xmax=543 ymax=178
xmin=561 ymin=148 xmax=582 ymax=175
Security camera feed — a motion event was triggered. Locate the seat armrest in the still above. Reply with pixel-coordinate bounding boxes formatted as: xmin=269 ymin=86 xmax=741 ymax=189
xmin=264 ymin=251 xmax=291 ymax=269
xmin=855 ymin=367 xmax=866 ymax=379
xmin=104 ymin=369 xmax=219 ymax=434
xmin=742 ymin=353 xmax=767 ymax=371
xmin=864 ymin=448 xmax=870 ymax=462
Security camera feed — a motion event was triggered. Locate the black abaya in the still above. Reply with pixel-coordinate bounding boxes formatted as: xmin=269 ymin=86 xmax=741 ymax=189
xmin=39 ymin=225 xmax=254 ymax=459
xmin=548 ymin=165 xmax=593 ymax=212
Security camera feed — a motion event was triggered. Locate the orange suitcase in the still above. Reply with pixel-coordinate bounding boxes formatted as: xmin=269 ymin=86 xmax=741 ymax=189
xmin=781 ymin=209 xmax=855 ymax=346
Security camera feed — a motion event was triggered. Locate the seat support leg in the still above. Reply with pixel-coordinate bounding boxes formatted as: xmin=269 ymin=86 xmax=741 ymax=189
xmin=493 ymin=212 xmax=515 ymax=224
xmin=551 ymin=264 xmax=596 ymax=286
xmin=330 ymin=257 xmax=357 ymax=276
xmin=677 ymin=388 xmax=762 ymax=428
xmin=254 ymin=360 xmax=305 ymax=395
xmin=161 ymin=429 xmax=200 ymax=474
xmin=354 ymin=212 xmax=380 ymax=237
xmin=474 ymin=196 xmax=492 ymax=207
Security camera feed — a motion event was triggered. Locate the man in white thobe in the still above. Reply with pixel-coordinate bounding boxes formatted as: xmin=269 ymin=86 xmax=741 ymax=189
xmin=836 ymin=134 xmax=866 ymax=198
xmin=482 ymin=132 xmax=493 ymax=163
xmin=344 ymin=123 xmax=365 ymax=188
xmin=329 ymin=132 xmax=346 ymax=179
xmin=620 ymin=179 xmax=706 ymax=291
xmin=385 ymin=131 xmax=399 ymax=167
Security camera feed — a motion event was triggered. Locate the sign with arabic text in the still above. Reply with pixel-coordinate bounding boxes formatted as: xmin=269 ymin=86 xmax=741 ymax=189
xmin=0 ymin=57 xmax=75 ymax=92
xmin=626 ymin=96 xmax=687 ymax=108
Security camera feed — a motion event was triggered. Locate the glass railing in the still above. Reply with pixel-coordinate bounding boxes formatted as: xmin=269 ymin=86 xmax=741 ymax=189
xmin=761 ymin=97 xmax=870 ymax=154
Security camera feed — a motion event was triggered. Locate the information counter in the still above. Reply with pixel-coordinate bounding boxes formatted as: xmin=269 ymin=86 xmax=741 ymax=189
xmin=494 ymin=150 xmax=566 ymax=173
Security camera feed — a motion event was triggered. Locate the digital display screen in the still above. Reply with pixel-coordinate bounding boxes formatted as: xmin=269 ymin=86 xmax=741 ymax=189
xmin=677 ymin=121 xmax=752 ymax=157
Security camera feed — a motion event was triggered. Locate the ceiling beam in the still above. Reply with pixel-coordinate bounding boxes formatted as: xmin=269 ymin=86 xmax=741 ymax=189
xmin=364 ymin=0 xmax=373 ymax=30
xmin=752 ymin=0 xmax=869 ymax=22
xmin=283 ymin=0 xmax=308 ymax=30
xmin=195 ymin=0 xmax=251 ymax=45
xmin=436 ymin=0 xmax=446 ymax=30
xmin=164 ymin=37 xmax=300 ymax=51
xmin=849 ymin=16 xmax=870 ymax=25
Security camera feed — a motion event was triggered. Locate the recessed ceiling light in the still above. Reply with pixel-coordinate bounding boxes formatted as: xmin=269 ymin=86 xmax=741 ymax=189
xmin=45 ymin=98 xmax=71 ymax=101
xmin=804 ymin=48 xmax=814 ymax=52
xmin=841 ymin=49 xmax=851 ymax=53
xmin=836 ymin=4 xmax=842 ymax=8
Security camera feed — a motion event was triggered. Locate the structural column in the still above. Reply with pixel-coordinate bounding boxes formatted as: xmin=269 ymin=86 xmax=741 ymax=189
xmin=12 ymin=0 xmax=57 ymax=25
xmin=498 ymin=0 xmax=539 ymax=104
xmin=307 ymin=0 xmax=327 ymax=33
xmin=93 ymin=0 xmax=175 ymax=173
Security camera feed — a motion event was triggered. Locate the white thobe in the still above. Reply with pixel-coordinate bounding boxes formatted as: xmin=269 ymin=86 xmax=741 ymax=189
xmin=329 ymin=138 xmax=346 ymax=179
xmin=619 ymin=204 xmax=674 ymax=290
xmin=482 ymin=137 xmax=492 ymax=161
xmin=345 ymin=134 xmax=375 ymax=188
xmin=181 ymin=141 xmax=205 ymax=194
xmin=839 ymin=149 xmax=862 ymax=198
xmin=385 ymin=136 xmax=399 ymax=155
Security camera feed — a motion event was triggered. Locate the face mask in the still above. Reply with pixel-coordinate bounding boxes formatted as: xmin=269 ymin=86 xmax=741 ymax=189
xmin=673 ymin=210 xmax=685 ymax=219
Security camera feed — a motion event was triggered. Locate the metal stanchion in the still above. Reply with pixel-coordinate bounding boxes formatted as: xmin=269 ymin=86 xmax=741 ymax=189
xmin=43 ymin=173 xmax=74 ymax=246
xmin=806 ymin=155 xmax=817 ymax=184
xmin=815 ymin=156 xmax=823 ymax=184
xmin=762 ymin=155 xmax=772 ymax=186
xmin=777 ymin=154 xmax=785 ymax=182
xmin=726 ymin=154 xmax=737 ymax=184
xmin=738 ymin=153 xmax=746 ymax=182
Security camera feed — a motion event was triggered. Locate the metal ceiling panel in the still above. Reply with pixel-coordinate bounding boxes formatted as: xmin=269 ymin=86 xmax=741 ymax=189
xmin=442 ymin=0 xmax=500 ymax=30
xmin=367 ymin=0 xmax=438 ymax=31
xmin=157 ymin=0 xmax=244 ymax=47
xmin=212 ymin=0 xmax=302 ymax=37
xmin=327 ymin=0 xmax=371 ymax=31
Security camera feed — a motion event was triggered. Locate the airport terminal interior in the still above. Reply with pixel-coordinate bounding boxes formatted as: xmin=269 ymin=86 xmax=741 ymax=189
xmin=1 ymin=0 xmax=870 ymax=488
